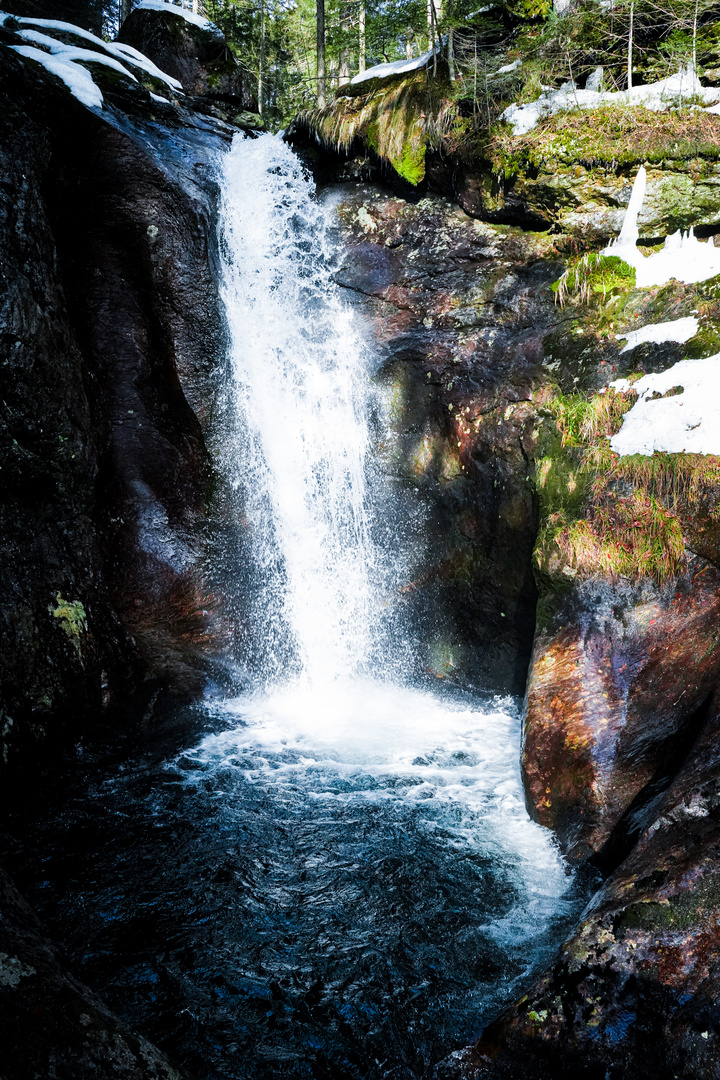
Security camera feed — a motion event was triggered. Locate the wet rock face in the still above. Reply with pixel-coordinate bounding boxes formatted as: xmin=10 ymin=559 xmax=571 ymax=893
xmin=446 ymin=693 xmax=720 ymax=1080
xmin=327 ymin=184 xmax=566 ymax=692
xmin=314 ymin=152 xmax=720 ymax=1073
xmin=0 ymin=46 xmax=230 ymax=769
xmin=0 ymin=867 xmax=188 ymax=1080
xmin=119 ymin=6 xmax=255 ymax=109
xmin=458 ymin=162 xmax=720 ymax=243
xmin=524 ymin=563 xmax=720 ymax=863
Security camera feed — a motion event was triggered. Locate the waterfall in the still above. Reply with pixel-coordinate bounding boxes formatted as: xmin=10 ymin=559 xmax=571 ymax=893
xmin=172 ymin=134 xmax=582 ymax=1062
xmin=218 ymin=133 xmax=378 ymax=687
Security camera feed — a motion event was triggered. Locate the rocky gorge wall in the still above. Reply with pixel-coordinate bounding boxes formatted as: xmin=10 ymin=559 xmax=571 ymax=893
xmin=4 ymin=5 xmax=720 ymax=1077
xmin=0 ymin=19 xmax=245 ymax=775
xmin=298 ymin=78 xmax=720 ymax=1075
xmin=0 ymin=9 xmax=259 ymax=1077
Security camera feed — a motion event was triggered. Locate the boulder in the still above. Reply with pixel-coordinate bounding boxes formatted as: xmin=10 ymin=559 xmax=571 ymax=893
xmin=443 ymin=691 xmax=720 ymax=1080
xmin=523 ymin=565 xmax=720 ymax=864
xmin=118 ymin=3 xmax=256 ymax=109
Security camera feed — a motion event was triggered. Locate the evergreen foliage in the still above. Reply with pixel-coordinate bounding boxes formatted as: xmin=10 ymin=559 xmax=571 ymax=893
xmin=8 ymin=0 xmax=720 ymax=131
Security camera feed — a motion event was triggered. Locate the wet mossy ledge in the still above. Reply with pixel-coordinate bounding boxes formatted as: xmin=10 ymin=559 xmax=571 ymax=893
xmin=292 ymin=67 xmax=720 ymax=238
xmin=294 ymin=68 xmax=452 ymax=188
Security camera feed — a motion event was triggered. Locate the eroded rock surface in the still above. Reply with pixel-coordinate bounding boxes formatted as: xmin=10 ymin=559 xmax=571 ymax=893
xmin=328 ymin=184 xmax=564 ymax=691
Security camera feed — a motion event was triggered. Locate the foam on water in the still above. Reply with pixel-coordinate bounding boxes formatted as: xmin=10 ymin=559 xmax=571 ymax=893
xmin=188 ymin=678 xmax=570 ymax=952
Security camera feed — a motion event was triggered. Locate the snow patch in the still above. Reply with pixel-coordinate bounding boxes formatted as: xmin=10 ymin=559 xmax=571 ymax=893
xmin=350 ymin=44 xmax=437 ymax=85
xmin=497 ymin=59 xmax=521 ymax=74
xmin=106 ymin=40 xmax=182 ymax=89
xmin=501 ymin=64 xmax=720 ymax=135
xmin=19 ymin=17 xmax=182 ymax=90
xmin=618 ymin=315 xmax=699 ymax=353
xmin=134 ymin=0 xmax=221 ymax=35
xmin=610 ymin=353 xmax=720 ymax=456
xmin=17 ymin=30 xmax=138 ymax=81
xmin=10 ymin=44 xmax=104 ymax=108
xmin=604 ymin=166 xmax=720 ymax=286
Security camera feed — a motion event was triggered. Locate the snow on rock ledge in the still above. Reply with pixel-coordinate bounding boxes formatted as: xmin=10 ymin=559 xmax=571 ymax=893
xmin=2 ymin=10 xmax=185 ymax=110
xmin=134 ymin=0 xmax=223 ymax=36
xmin=13 ymin=18 xmax=182 ymax=90
xmin=610 ymin=353 xmax=720 ymax=456
xmin=618 ymin=315 xmax=699 ymax=354
xmin=9 ymin=44 xmax=104 ymax=108
xmin=350 ymin=44 xmax=438 ymax=86
xmin=502 ymin=65 xmax=720 ymax=136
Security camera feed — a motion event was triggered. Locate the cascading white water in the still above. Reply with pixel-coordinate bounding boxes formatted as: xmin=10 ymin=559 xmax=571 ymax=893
xmin=203 ymin=133 xmax=576 ymax=1036
xmin=218 ymin=133 xmax=378 ymax=687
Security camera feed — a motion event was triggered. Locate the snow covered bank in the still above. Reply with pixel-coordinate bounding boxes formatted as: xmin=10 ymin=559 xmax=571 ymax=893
xmin=10 ymin=44 xmax=104 ymax=107
xmin=618 ymin=315 xmax=699 ymax=353
xmin=610 ymin=353 xmax=720 ymax=455
xmin=502 ymin=65 xmax=720 ymax=136
xmin=4 ymin=11 xmax=184 ymax=111
xmin=604 ymin=166 xmax=720 ymax=287
xmin=17 ymin=17 xmax=182 ymax=90
xmin=17 ymin=30 xmax=138 ymax=80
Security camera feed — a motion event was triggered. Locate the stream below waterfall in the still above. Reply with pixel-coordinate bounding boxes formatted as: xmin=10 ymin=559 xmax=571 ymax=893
xmin=1 ymin=134 xmax=592 ymax=1079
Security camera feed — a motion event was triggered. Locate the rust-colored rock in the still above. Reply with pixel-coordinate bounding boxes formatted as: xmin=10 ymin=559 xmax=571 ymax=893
xmin=523 ymin=563 xmax=720 ymax=862
xmin=443 ymin=693 xmax=720 ymax=1080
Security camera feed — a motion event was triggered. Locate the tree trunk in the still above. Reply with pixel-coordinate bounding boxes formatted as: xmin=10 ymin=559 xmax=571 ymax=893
xmin=119 ymin=0 xmax=131 ymax=26
xmin=429 ymin=0 xmax=440 ymax=76
xmin=258 ymin=0 xmax=265 ymax=115
xmin=627 ymin=0 xmax=634 ymax=97
xmin=358 ymin=1 xmax=366 ymax=74
xmin=317 ymin=0 xmax=326 ymax=107
xmin=693 ymin=0 xmax=699 ymax=69
xmin=447 ymin=0 xmax=455 ymax=82
xmin=339 ymin=1 xmax=351 ymax=86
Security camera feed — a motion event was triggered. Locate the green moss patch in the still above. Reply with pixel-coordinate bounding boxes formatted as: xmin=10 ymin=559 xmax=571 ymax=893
xmin=297 ymin=69 xmax=478 ymax=186
xmin=492 ymin=106 xmax=720 ymax=175
xmin=49 ymin=594 xmax=87 ymax=656
xmin=553 ymin=253 xmax=636 ymax=307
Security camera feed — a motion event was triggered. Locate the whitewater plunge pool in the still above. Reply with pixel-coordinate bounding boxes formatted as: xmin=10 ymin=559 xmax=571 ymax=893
xmin=0 ymin=680 xmax=589 ymax=1080
xmin=1 ymin=133 xmax=592 ymax=1079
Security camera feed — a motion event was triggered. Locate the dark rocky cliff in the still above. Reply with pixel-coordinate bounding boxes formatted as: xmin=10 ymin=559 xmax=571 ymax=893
xmin=0 ymin=14 xmax=252 ymax=1076
xmin=0 ymin=23 xmax=240 ymax=775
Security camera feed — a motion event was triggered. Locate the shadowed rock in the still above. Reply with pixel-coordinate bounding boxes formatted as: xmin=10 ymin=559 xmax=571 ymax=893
xmin=0 ymin=867 xmax=191 ymax=1080
xmin=119 ymin=4 xmax=256 ymax=111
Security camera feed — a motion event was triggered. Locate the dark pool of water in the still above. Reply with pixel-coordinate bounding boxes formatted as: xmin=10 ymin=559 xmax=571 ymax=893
xmin=0 ymin=689 xmax=592 ymax=1080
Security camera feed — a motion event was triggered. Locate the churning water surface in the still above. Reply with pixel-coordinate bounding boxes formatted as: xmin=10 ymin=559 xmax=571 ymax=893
xmin=1 ymin=134 xmax=584 ymax=1080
